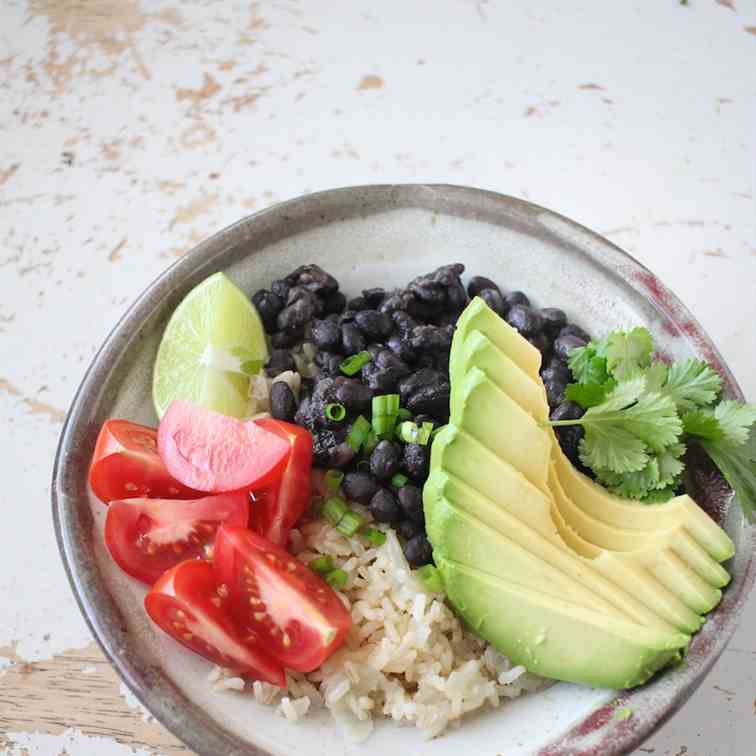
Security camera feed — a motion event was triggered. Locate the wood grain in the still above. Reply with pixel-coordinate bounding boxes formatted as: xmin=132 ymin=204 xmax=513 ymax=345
xmin=0 ymin=642 xmax=189 ymax=754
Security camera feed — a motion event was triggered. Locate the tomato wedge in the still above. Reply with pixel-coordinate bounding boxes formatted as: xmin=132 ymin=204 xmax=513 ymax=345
xmin=145 ymin=559 xmax=285 ymax=686
xmin=89 ymin=419 xmax=201 ymax=504
xmin=105 ymin=493 xmax=250 ymax=585
xmin=157 ymin=400 xmax=290 ymax=493
xmin=214 ymin=526 xmax=352 ymax=673
xmin=250 ymin=419 xmax=313 ymax=546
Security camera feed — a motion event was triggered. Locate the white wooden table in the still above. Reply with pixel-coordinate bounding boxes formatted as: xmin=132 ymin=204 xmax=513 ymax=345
xmin=1 ymin=1 xmax=754 ymax=753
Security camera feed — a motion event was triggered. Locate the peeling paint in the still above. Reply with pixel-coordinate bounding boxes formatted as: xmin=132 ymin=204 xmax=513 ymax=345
xmin=356 ymin=74 xmax=384 ymax=90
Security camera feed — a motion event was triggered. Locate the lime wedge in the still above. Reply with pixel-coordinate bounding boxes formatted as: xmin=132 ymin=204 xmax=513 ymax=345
xmin=152 ymin=272 xmax=269 ymax=419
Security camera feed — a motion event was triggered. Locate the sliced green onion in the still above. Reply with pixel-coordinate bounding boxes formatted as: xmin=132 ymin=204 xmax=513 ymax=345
xmin=340 ymin=351 xmax=372 ymax=376
xmin=397 ymin=407 xmax=412 ymax=421
xmin=323 ymin=496 xmax=348 ymax=526
xmin=372 ymin=394 xmax=400 ymax=417
xmin=398 ymin=420 xmax=433 ymax=445
xmin=363 ymin=429 xmax=379 ymax=453
xmin=372 ymin=414 xmax=396 ymax=438
xmin=325 ymin=403 xmax=347 ymax=422
xmin=362 ymin=527 xmax=387 ymax=546
xmin=324 ymin=469 xmax=344 ymax=493
xmin=416 ymin=564 xmax=444 ymax=594
xmin=336 ymin=510 xmax=365 ymax=537
xmin=325 ymin=568 xmax=348 ymax=590
xmin=346 ymin=415 xmax=371 ymax=451
xmin=391 ymin=473 xmax=409 ymax=488
xmin=309 ymin=555 xmax=334 ymax=575
xmin=241 ymin=359 xmax=264 ymax=376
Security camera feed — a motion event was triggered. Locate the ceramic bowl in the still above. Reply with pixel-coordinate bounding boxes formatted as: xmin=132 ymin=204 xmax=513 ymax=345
xmin=52 ymin=185 xmax=755 ymax=756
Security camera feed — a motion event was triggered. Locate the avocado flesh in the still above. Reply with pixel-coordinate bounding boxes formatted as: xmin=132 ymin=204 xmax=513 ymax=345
xmin=439 ymin=556 xmax=688 ymax=690
xmin=425 ymin=299 xmax=735 ymax=689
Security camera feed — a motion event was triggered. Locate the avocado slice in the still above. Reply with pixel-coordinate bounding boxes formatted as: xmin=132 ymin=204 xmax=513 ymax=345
xmin=424 ymin=298 xmax=735 ymax=689
xmin=438 ymin=556 xmax=689 ymax=689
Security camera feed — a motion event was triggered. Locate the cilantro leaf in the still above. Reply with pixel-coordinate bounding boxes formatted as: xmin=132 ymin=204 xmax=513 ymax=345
xmin=579 ymin=424 xmax=649 ymax=474
xmin=595 ymin=444 xmax=685 ymax=499
xmin=701 ymin=424 xmax=756 ymax=523
xmin=713 ymin=400 xmax=756 ymax=446
xmin=643 ymin=362 xmax=668 ymax=393
xmin=565 ymin=379 xmax=616 ymax=409
xmin=682 ymin=410 xmax=725 ymax=442
xmin=604 ymin=327 xmax=653 ymax=380
xmin=640 ymin=485 xmax=680 ymax=504
xmin=568 ymin=345 xmax=609 ymax=384
xmin=658 ymin=359 xmax=722 ymax=411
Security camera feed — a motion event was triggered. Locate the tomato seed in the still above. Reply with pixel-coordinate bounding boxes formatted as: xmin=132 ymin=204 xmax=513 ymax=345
xmin=249 ymin=596 xmax=262 ymax=606
xmin=172 ymin=543 xmax=184 ymax=554
xmin=210 ymin=597 xmax=221 ymax=607
xmin=217 ymin=584 xmax=229 ymax=598
xmin=146 ymin=544 xmax=157 ymax=556
xmin=176 ymin=610 xmax=186 ymax=619
xmin=287 ymin=562 xmax=297 ymax=572
xmin=182 ymin=633 xmax=193 ymax=641
xmin=253 ymin=612 xmax=267 ymax=621
xmin=282 ymin=632 xmax=291 ymax=647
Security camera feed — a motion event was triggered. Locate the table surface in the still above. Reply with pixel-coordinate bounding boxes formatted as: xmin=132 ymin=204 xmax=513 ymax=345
xmin=1 ymin=1 xmax=754 ymax=754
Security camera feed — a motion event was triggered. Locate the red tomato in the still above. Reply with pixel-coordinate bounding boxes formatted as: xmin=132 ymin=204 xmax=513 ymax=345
xmin=157 ymin=400 xmax=290 ymax=493
xmin=89 ymin=419 xmax=201 ymax=504
xmin=214 ymin=526 xmax=352 ymax=673
xmin=145 ymin=559 xmax=285 ymax=686
xmin=250 ymin=419 xmax=313 ymax=546
xmin=105 ymin=493 xmax=250 ymax=585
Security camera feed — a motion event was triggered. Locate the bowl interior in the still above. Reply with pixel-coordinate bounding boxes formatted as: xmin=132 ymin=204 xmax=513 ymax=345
xmin=53 ymin=185 xmax=754 ymax=756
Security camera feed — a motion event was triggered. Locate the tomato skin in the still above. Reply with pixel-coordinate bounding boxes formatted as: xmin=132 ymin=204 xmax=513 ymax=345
xmin=105 ymin=493 xmax=250 ymax=585
xmin=157 ymin=400 xmax=290 ymax=493
xmin=89 ymin=420 xmax=201 ymax=504
xmin=145 ymin=559 xmax=285 ymax=686
xmin=251 ymin=419 xmax=313 ymax=546
xmin=214 ymin=526 xmax=352 ymax=673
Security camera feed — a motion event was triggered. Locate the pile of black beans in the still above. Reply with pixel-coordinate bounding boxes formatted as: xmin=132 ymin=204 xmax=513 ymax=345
xmin=251 ymin=263 xmax=592 ymax=567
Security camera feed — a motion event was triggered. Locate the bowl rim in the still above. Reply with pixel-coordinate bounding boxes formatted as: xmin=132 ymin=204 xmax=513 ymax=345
xmin=52 ymin=183 xmax=755 ymax=756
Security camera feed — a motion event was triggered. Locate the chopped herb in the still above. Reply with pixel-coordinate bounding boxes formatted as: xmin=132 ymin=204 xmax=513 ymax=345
xmin=363 ymin=429 xmax=379 ymax=453
xmin=391 ymin=472 xmax=409 ymax=488
xmin=323 ymin=496 xmax=348 ymax=526
xmin=309 ymin=555 xmax=334 ymax=575
xmin=325 ymin=568 xmax=348 ymax=590
xmin=336 ymin=510 xmax=365 ymax=537
xmin=324 ymin=469 xmax=344 ymax=493
xmin=325 ymin=402 xmax=347 ymax=422
xmin=565 ymin=379 xmax=616 ymax=409
xmin=397 ymin=407 xmax=412 ymax=421
xmin=398 ymin=420 xmax=433 ymax=445
xmin=372 ymin=394 xmax=400 ymax=438
xmin=339 ymin=350 xmax=372 ymax=376
xmin=362 ymin=527 xmax=387 ymax=546
xmin=416 ymin=564 xmax=444 ymax=594
xmin=346 ymin=415 xmax=371 ymax=451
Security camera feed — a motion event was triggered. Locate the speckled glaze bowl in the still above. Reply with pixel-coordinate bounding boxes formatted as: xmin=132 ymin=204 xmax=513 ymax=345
xmin=53 ymin=185 xmax=755 ymax=756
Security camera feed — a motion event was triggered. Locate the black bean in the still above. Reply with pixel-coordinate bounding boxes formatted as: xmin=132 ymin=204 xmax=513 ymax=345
xmin=341 ymin=322 xmax=367 ymax=355
xmin=374 ymin=350 xmax=410 ymax=377
xmin=362 ymin=287 xmax=386 ymax=307
xmin=540 ymin=307 xmax=567 ymax=335
xmin=251 ymin=290 xmax=283 ymax=333
xmin=409 ymin=324 xmax=454 ymax=353
xmin=551 ymin=401 xmax=586 ymax=470
xmin=559 ymin=323 xmax=592 ymax=343
xmin=404 ymin=534 xmax=433 ymax=567
xmin=398 ymin=520 xmax=421 ymax=541
xmin=335 ymin=379 xmax=373 ymax=410
xmin=285 ymin=264 xmax=339 ymax=296
xmin=369 ymin=440 xmax=402 ymax=480
xmin=270 ymin=328 xmax=303 ymax=349
xmin=370 ymin=488 xmax=401 ymax=523
xmin=403 ymin=443 xmax=429 ymax=480
xmin=271 ymin=279 xmax=290 ymax=301
xmin=503 ymin=291 xmax=530 ymax=309
xmin=398 ymin=485 xmax=424 ymax=525
xmin=506 ymin=305 xmax=543 ymax=336
xmin=545 ymin=354 xmax=570 ymax=375
xmin=277 ymin=292 xmax=319 ymax=332
xmin=342 ymin=472 xmax=380 ymax=504
xmin=354 ymin=309 xmax=394 ymax=340
xmin=379 ymin=291 xmax=404 ymax=315
xmin=553 ymin=333 xmax=588 ymax=360
xmin=387 ymin=333 xmax=416 ymax=363
xmin=310 ymin=318 xmax=342 ymax=351
xmin=541 ymin=366 xmax=568 ymax=408
xmin=526 ymin=332 xmax=552 ymax=355
xmin=270 ymin=381 xmax=297 ymax=421
xmin=315 ymin=351 xmax=343 ymax=377
xmin=347 ymin=296 xmax=369 ymax=311
xmin=467 ymin=276 xmax=501 ymax=298
xmin=446 ymin=279 xmax=469 ymax=311
xmin=404 ymin=292 xmax=441 ymax=321
xmin=399 ymin=369 xmax=450 ymax=420
xmin=541 ymin=360 xmax=571 ymax=385
xmin=322 ymin=290 xmax=346 ymax=315
xmin=392 ymin=311 xmax=419 ymax=333
xmin=479 ymin=288 xmax=507 ymax=317
xmin=362 ymin=364 xmax=404 ymax=392
xmin=265 ymin=349 xmax=296 ymax=377
xmin=313 ymin=431 xmax=353 ymax=468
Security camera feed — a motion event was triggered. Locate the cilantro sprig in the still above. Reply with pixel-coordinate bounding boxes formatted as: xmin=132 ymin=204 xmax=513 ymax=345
xmin=551 ymin=326 xmax=756 ymax=520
